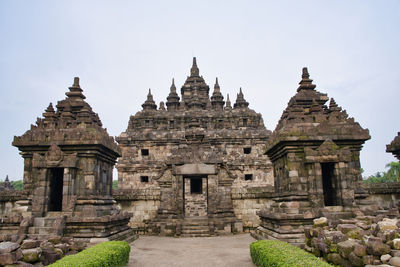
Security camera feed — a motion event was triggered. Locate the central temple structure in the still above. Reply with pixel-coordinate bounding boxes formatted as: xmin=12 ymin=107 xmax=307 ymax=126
xmin=116 ymin=58 xmax=273 ymax=236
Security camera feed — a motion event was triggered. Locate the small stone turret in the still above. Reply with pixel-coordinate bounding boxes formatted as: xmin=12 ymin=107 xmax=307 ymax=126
xmin=166 ymin=78 xmax=180 ymax=111
xmin=142 ymin=89 xmax=157 ymax=110
xmin=233 ymin=88 xmax=249 ymax=109
xmin=211 ymin=78 xmax=225 ymax=110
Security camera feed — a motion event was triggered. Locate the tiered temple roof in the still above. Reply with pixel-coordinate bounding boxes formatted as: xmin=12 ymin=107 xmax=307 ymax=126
xmin=13 ymin=77 xmax=119 ymax=153
xmin=268 ymin=67 xmax=370 ymax=150
xmin=120 ymin=57 xmax=269 ymax=140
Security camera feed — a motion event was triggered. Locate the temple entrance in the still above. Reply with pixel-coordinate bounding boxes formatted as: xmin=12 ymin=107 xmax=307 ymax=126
xmin=48 ymin=168 xmax=64 ymax=212
xmin=321 ymin=163 xmax=337 ymax=206
xmin=183 ymin=176 xmax=208 ymax=217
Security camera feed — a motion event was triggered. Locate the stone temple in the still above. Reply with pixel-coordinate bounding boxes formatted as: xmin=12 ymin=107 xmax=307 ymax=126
xmin=1 ymin=57 xmax=400 ymax=256
xmin=116 ymin=58 xmax=273 ymax=236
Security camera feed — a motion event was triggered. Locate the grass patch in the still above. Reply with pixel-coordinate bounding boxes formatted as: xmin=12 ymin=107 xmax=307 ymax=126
xmin=49 ymin=241 xmax=130 ymax=267
xmin=250 ymin=240 xmax=332 ymax=267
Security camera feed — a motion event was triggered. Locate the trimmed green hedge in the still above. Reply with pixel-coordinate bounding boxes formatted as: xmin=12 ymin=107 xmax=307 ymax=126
xmin=250 ymin=240 xmax=332 ymax=267
xmin=49 ymin=241 xmax=130 ymax=267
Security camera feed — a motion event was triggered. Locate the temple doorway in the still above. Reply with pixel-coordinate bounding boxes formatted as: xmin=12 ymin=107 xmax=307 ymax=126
xmin=183 ymin=176 xmax=208 ymax=217
xmin=321 ymin=163 xmax=337 ymax=206
xmin=48 ymin=168 xmax=63 ymax=212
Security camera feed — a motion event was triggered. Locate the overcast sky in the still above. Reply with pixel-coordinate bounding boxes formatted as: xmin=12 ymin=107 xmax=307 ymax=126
xmin=0 ymin=0 xmax=399 ymax=180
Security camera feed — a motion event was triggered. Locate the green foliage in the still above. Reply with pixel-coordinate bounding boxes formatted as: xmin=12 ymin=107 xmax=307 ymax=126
xmin=386 ymin=161 xmax=400 ymax=182
xmin=250 ymin=240 xmax=332 ymax=267
xmin=48 ymin=241 xmax=130 ymax=267
xmin=11 ymin=180 xmax=23 ymax=190
xmin=363 ymin=162 xmax=400 ymax=183
xmin=113 ymin=180 xmax=118 ymax=190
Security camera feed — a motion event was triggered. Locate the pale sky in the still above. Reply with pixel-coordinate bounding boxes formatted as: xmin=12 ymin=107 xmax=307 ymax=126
xmin=0 ymin=0 xmax=399 ymax=180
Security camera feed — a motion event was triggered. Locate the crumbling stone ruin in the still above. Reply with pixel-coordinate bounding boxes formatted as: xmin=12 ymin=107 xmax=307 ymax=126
xmin=1 ymin=78 xmax=134 ymax=246
xmin=116 ymin=58 xmax=273 ymax=236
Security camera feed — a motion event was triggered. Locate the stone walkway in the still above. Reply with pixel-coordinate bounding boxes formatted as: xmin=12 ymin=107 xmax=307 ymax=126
xmin=128 ymin=234 xmax=256 ymax=267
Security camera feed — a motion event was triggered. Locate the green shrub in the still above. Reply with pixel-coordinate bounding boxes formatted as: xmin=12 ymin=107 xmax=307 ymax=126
xmin=48 ymin=241 xmax=130 ymax=267
xmin=250 ymin=240 xmax=332 ymax=267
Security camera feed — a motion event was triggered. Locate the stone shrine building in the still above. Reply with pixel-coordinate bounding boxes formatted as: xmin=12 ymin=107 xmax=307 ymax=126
xmin=116 ymin=58 xmax=273 ymax=236
xmin=10 ymin=78 xmax=133 ymax=242
xmin=255 ymin=67 xmax=371 ymax=245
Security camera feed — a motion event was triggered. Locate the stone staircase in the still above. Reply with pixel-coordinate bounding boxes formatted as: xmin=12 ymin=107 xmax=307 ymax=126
xmin=181 ymin=216 xmax=210 ymax=237
xmin=321 ymin=206 xmax=354 ymax=226
xmin=27 ymin=212 xmax=63 ymax=239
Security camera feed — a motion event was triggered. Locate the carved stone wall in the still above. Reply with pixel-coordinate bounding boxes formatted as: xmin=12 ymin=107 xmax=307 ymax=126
xmin=117 ymin=58 xmax=273 ymax=235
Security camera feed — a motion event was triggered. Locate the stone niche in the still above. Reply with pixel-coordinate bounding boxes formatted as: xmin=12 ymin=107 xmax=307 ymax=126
xmin=10 ymin=77 xmax=134 ymax=242
xmin=254 ymin=67 xmax=371 ymax=246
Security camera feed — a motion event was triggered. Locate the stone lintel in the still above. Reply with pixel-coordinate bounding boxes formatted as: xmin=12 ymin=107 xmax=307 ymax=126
xmin=174 ymin=163 xmax=216 ymax=175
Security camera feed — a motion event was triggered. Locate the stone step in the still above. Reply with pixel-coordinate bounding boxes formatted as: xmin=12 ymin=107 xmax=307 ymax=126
xmin=28 ymin=227 xmax=53 ymax=235
xmin=182 ymin=226 xmax=209 ymax=230
xmin=182 ymin=229 xmax=209 ymax=234
xmin=181 ymin=233 xmax=210 ymax=237
xmin=27 ymin=234 xmax=51 ymax=240
xmin=34 ymin=217 xmax=57 ymax=227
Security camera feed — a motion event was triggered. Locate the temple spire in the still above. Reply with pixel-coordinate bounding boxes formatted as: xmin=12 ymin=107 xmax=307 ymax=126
xmin=225 ymin=94 xmax=232 ymax=110
xmin=297 ymin=67 xmax=316 ymax=92
xmin=66 ymin=76 xmax=86 ymax=99
xmin=190 ymin=57 xmax=200 ymax=77
xmin=214 ymin=78 xmax=220 ymax=93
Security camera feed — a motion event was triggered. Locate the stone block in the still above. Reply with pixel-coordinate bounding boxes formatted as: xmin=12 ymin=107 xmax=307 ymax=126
xmin=22 ymin=248 xmax=41 ymax=263
xmin=313 ymin=217 xmax=328 ymax=228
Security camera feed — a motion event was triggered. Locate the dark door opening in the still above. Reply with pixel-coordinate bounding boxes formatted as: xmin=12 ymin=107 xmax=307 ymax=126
xmin=321 ymin=163 xmax=337 ymax=206
xmin=190 ymin=178 xmax=203 ymax=194
xmin=48 ymin=168 xmax=63 ymax=212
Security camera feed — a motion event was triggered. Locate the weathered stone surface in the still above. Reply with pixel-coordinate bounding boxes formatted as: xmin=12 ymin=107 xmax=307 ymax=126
xmin=40 ymin=249 xmax=61 ymax=266
xmin=326 ymin=253 xmax=344 ymax=265
xmin=0 ymin=242 xmax=19 ymax=254
xmin=338 ymin=239 xmax=358 ymax=259
xmin=353 ymin=243 xmax=367 ymax=257
xmin=54 ymin=243 xmax=69 ymax=254
xmin=381 ymin=254 xmax=392 ymax=264
xmin=314 ymin=217 xmax=328 ymax=228
xmin=47 ymin=236 xmax=61 ymax=245
xmin=349 ymin=252 xmax=364 ymax=267
xmin=324 ymin=230 xmax=348 ymax=244
xmin=367 ymin=240 xmax=391 ymax=256
xmin=337 ymin=224 xmax=358 ymax=234
xmin=0 ymin=248 xmax=23 ymax=265
xmin=390 ymin=256 xmax=400 ymax=267
xmin=378 ymin=218 xmax=398 ymax=232
xmin=21 ymin=240 xmax=39 ymax=250
xmin=22 ymin=248 xmax=41 ymax=263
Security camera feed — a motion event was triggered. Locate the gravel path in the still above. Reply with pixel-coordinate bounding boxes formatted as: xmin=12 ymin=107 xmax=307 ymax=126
xmin=128 ymin=234 xmax=256 ymax=267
